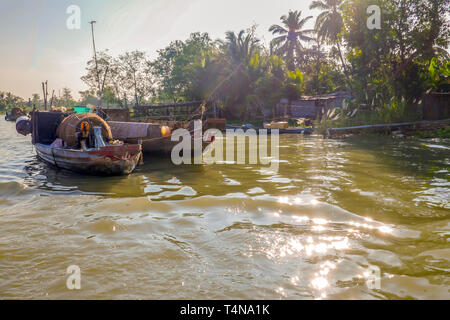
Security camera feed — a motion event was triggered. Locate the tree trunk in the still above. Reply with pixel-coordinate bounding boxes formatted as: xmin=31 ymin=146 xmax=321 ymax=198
xmin=287 ymin=40 xmax=295 ymax=71
xmin=336 ymin=40 xmax=352 ymax=93
xmin=133 ymin=71 xmax=138 ymax=108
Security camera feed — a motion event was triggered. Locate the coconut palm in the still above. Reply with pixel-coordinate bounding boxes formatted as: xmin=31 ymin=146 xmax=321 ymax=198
xmin=219 ymin=30 xmax=260 ymax=65
xmin=269 ymin=10 xmax=314 ymax=70
xmin=310 ymin=0 xmax=349 ymax=80
xmin=216 ymin=29 xmax=261 ymax=118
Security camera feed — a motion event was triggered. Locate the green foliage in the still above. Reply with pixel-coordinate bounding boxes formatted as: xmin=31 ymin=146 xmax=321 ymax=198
xmin=78 ymin=89 xmax=98 ymax=106
xmin=61 ymin=87 xmax=76 ymax=108
xmin=318 ymin=97 xmax=423 ymax=130
xmin=118 ymin=50 xmax=154 ymax=106
xmin=269 ymin=10 xmax=314 ymax=70
xmin=31 ymin=94 xmax=40 ymax=108
xmin=427 ymin=57 xmax=450 ymax=92
xmin=343 ymin=0 xmax=449 ymax=106
xmin=148 ymin=28 xmax=304 ymax=119
xmin=310 ymin=0 xmax=345 ymax=43
xmin=81 ymin=49 xmax=152 ymax=107
xmin=284 ymin=70 xmax=305 ymax=100
xmin=252 ymin=55 xmax=287 ymax=112
xmin=150 ymin=33 xmax=214 ymax=102
xmin=65 ymin=0 xmax=446 ymax=122
xmin=0 ymin=91 xmax=26 ymax=112
xmin=2 ymin=0 xmax=448 ymax=125
xmin=415 ymin=127 xmax=450 ymax=139
xmin=102 ymin=86 xmax=119 ymax=107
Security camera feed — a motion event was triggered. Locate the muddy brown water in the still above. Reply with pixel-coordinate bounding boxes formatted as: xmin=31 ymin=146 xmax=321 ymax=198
xmin=0 ymin=119 xmax=449 ymax=299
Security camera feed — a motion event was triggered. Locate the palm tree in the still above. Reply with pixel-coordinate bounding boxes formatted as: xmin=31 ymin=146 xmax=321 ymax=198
xmin=310 ymin=0 xmax=350 ymax=84
xmin=216 ymin=30 xmax=261 ymax=118
xmin=269 ymin=10 xmax=314 ymax=70
xmin=219 ymin=30 xmax=260 ymax=65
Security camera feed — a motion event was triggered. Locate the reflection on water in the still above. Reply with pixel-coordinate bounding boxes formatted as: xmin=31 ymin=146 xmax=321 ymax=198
xmin=0 ymin=119 xmax=449 ymax=299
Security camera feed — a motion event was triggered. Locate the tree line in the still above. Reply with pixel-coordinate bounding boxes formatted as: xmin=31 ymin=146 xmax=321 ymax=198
xmin=0 ymin=88 xmax=78 ymax=113
xmin=3 ymin=0 xmax=448 ymax=122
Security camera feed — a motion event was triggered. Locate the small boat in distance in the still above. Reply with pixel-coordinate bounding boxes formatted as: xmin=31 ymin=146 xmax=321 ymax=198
xmin=5 ymin=107 xmax=26 ymax=121
xmin=18 ymin=111 xmax=142 ymax=176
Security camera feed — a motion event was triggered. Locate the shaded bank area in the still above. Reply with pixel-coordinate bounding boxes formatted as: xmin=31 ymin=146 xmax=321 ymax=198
xmin=325 ymin=119 xmax=450 ymax=138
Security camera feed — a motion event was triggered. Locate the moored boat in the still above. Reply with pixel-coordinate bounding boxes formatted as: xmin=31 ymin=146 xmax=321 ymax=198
xmin=18 ymin=111 xmax=142 ymax=176
xmin=5 ymin=107 xmax=26 ymax=121
xmin=108 ymin=119 xmax=219 ymax=156
xmin=34 ymin=142 xmax=141 ymax=175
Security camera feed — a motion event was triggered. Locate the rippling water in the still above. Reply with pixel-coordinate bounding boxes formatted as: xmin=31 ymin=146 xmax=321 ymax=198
xmin=0 ymin=118 xmax=449 ymax=299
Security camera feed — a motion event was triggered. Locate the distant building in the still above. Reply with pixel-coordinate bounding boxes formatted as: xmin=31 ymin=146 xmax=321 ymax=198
xmin=274 ymin=91 xmax=352 ymax=120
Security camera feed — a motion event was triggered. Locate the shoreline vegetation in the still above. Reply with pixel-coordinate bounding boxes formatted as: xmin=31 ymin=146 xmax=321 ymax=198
xmin=323 ymin=119 xmax=450 ymax=137
xmin=1 ymin=0 xmax=449 ymax=137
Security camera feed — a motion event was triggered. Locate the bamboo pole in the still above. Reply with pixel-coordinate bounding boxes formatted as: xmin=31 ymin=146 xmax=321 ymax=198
xmin=89 ymin=20 xmax=102 ymax=108
xmin=45 ymin=81 xmax=48 ymax=110
xmin=99 ymin=66 xmax=109 ymax=108
xmin=41 ymin=82 xmax=47 ymax=111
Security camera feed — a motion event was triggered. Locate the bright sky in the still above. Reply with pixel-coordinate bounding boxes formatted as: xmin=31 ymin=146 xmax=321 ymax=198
xmin=0 ymin=0 xmax=315 ymax=99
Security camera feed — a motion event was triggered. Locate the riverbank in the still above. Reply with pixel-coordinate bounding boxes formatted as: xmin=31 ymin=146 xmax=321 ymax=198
xmin=322 ymin=119 xmax=450 ymax=139
xmin=414 ymin=127 xmax=450 ymax=139
xmin=225 ymin=118 xmax=450 ymax=140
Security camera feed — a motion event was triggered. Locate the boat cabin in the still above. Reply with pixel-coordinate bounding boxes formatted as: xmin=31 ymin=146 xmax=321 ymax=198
xmin=31 ymin=111 xmax=68 ymax=145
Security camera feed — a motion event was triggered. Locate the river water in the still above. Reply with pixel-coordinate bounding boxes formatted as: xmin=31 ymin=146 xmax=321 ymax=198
xmin=0 ymin=118 xmax=449 ymax=299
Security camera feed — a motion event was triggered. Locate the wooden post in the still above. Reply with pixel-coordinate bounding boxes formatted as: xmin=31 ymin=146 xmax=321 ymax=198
xmin=98 ymin=66 xmax=109 ymax=109
xmin=89 ymin=20 xmax=102 ymax=108
xmin=42 ymin=82 xmax=47 ymax=111
xmin=31 ymin=107 xmax=36 ymax=145
xmin=45 ymin=81 xmax=48 ymax=110
xmin=49 ymin=90 xmax=55 ymax=110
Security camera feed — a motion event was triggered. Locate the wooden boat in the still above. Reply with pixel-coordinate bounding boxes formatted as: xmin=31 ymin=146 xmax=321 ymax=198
xmin=34 ymin=143 xmax=141 ymax=175
xmin=132 ymin=135 xmax=212 ymax=156
xmin=107 ymin=119 xmax=222 ymax=156
xmin=19 ymin=111 xmax=142 ymax=176
xmin=97 ymin=101 xmax=226 ymax=156
xmin=5 ymin=107 xmax=26 ymax=121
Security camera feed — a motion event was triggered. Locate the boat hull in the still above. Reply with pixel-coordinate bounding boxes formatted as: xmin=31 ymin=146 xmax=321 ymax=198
xmin=108 ymin=120 xmax=218 ymax=156
xmin=35 ymin=143 xmax=142 ymax=176
xmin=5 ymin=114 xmax=21 ymax=122
xmin=126 ymin=136 xmax=212 ymax=156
